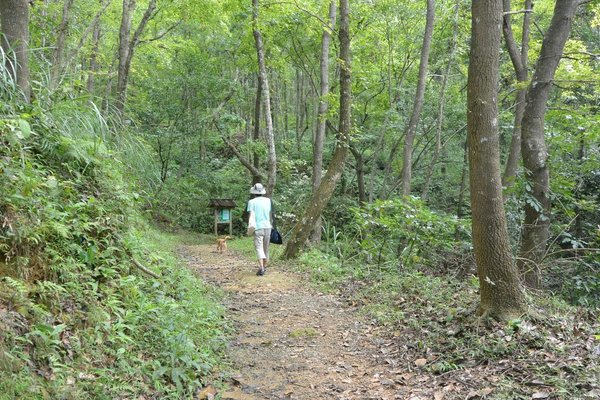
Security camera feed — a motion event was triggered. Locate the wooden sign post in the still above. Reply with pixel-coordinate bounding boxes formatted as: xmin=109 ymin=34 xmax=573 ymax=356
xmin=208 ymin=199 xmax=237 ymax=236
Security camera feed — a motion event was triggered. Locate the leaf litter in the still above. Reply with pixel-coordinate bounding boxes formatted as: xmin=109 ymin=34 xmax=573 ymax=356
xmin=181 ymin=244 xmax=600 ymax=399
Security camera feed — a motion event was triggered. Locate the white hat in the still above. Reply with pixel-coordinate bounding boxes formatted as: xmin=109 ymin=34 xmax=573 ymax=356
xmin=250 ymin=183 xmax=266 ymax=195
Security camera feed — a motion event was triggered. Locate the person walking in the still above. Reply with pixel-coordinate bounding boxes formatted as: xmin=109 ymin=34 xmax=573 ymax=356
xmin=246 ymin=183 xmax=272 ymax=276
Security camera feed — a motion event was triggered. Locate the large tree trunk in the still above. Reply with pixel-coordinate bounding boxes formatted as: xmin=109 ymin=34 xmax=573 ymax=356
xmin=501 ymin=0 xmax=532 ymax=189
xmin=310 ymin=0 xmax=336 ymax=245
xmin=252 ymin=0 xmax=277 ymax=196
xmin=399 ymin=0 xmax=435 ymax=196
xmin=283 ymin=0 xmax=351 ymax=260
xmin=467 ymin=0 xmax=525 ymax=321
xmin=518 ymin=0 xmax=579 ymax=288
xmin=0 ymin=0 xmax=30 ymax=102
xmin=49 ymin=0 xmax=75 ymax=90
xmin=422 ymin=0 xmax=459 ymax=201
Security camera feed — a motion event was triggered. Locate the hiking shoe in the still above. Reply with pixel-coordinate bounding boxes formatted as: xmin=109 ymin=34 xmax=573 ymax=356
xmin=256 ymin=268 xmax=265 ymax=276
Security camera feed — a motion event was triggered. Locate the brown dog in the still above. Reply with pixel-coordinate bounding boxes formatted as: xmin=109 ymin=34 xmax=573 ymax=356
xmin=216 ymin=236 xmax=231 ymax=254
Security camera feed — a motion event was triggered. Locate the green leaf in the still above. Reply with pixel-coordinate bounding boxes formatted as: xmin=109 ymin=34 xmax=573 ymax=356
xmin=17 ymin=119 xmax=32 ymax=139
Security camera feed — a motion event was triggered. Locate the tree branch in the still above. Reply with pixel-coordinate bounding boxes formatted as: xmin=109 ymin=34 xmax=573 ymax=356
xmin=220 ymin=133 xmax=264 ymax=179
xmin=76 ymin=0 xmax=112 ymax=50
xmin=503 ymin=9 xmax=533 ymax=15
xmin=130 ymin=0 xmax=157 ymax=49
xmin=138 ymin=22 xmax=180 ymax=45
xmin=132 ymin=258 xmax=160 ymax=279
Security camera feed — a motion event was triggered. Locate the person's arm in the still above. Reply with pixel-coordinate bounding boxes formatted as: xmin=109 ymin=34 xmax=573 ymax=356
xmin=246 ymin=200 xmax=253 ymax=221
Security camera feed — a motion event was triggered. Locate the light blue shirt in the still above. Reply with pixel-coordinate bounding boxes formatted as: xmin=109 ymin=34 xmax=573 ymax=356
xmin=247 ymin=196 xmax=272 ymax=229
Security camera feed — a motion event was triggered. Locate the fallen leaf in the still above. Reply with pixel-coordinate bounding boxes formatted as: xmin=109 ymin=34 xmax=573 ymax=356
xmin=434 ymin=391 xmax=444 ymax=400
xmin=414 ymin=358 xmax=427 ymax=367
xmin=531 ymin=392 xmax=550 ymax=399
xmin=465 ymin=390 xmax=478 ymax=399
xmin=399 ymin=372 xmax=415 ymax=381
xmin=197 ymin=385 xmax=217 ymax=400
xmin=444 ymin=383 xmax=456 ymax=392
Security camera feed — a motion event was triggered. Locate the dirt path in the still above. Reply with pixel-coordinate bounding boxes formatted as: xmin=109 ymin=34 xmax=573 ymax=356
xmin=181 ymin=244 xmax=415 ymax=400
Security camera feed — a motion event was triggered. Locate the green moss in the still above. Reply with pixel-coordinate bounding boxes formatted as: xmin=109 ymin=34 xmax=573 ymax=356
xmin=289 ymin=327 xmax=318 ymax=338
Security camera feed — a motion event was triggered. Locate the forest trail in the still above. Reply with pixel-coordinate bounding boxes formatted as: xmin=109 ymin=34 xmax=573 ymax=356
xmin=180 ymin=243 xmax=416 ymax=400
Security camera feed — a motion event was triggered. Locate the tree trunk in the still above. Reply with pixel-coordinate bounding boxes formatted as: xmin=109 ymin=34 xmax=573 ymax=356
xmin=252 ymin=0 xmax=277 ymax=197
xmin=350 ymin=143 xmax=366 ymax=205
xmin=422 ymin=0 xmax=459 ymax=201
xmin=117 ymin=0 xmax=135 ymax=114
xmin=116 ymin=0 xmax=156 ymax=115
xmin=371 ymin=108 xmax=394 ymax=202
xmin=455 ymin=138 xmax=468 ymax=241
xmin=82 ymin=0 xmax=112 ymax=94
xmin=501 ymin=0 xmax=532 ymax=189
xmin=87 ymin=17 xmax=102 ymax=93
xmin=518 ymin=0 xmax=579 ymax=288
xmin=283 ymin=0 xmax=351 ymax=260
xmin=399 ymin=0 xmax=435 ymax=196
xmin=467 ymin=0 xmax=525 ymax=321
xmin=574 ymin=135 xmax=585 ymax=239
xmin=310 ymin=0 xmax=336 ymax=244
xmin=50 ymin=0 xmax=75 ymax=90
xmin=0 ymin=0 xmax=30 ymax=102
xmin=252 ymin=74 xmax=262 ymax=184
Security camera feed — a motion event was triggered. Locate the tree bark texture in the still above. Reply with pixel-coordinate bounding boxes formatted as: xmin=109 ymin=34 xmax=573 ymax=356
xmin=467 ymin=0 xmax=525 ymax=320
xmin=283 ymin=0 xmax=351 ymax=260
xmin=399 ymin=0 xmax=435 ymax=196
xmin=310 ymin=0 xmax=336 ymax=245
xmin=501 ymin=0 xmax=531 ymax=189
xmin=252 ymin=0 xmax=277 ymax=197
xmin=117 ymin=0 xmax=135 ymax=114
xmin=252 ymin=74 xmax=262 ymax=184
xmin=0 ymin=0 xmax=30 ymax=102
xmin=518 ymin=0 xmax=579 ymax=288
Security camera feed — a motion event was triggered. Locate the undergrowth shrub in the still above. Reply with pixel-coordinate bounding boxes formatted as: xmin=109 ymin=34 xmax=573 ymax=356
xmin=0 ymin=103 xmax=227 ymax=398
xmin=350 ymin=197 xmax=471 ymax=272
xmin=297 ymin=248 xmax=347 ymax=291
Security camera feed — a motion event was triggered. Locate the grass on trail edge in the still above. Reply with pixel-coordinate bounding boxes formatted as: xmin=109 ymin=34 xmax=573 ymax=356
xmin=0 ymin=229 xmax=229 ymax=400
